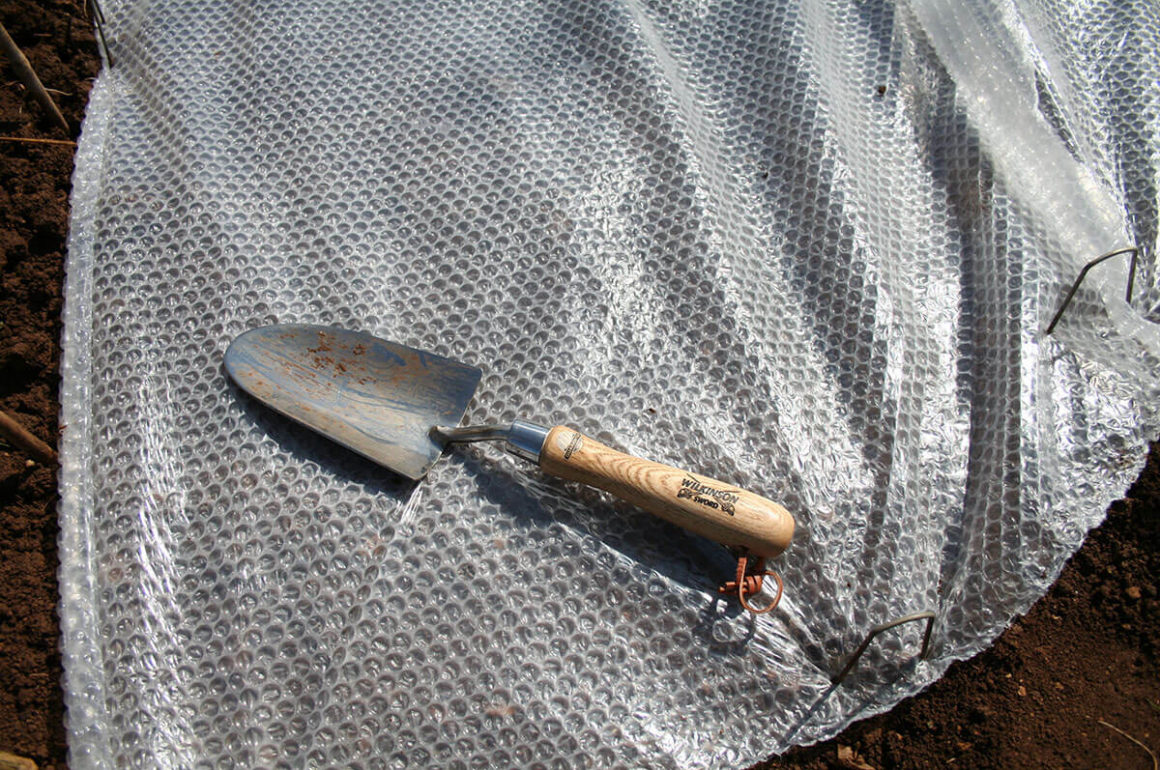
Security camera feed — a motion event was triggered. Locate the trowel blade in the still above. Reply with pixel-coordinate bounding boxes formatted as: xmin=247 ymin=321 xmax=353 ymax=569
xmin=224 ymin=324 xmax=481 ymax=480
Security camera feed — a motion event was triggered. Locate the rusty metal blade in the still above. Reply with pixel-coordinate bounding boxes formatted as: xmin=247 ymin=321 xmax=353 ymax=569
xmin=224 ymin=325 xmax=481 ymax=479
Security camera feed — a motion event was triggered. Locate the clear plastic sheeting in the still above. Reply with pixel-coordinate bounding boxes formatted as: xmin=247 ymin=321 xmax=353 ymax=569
xmin=59 ymin=0 xmax=1159 ymax=767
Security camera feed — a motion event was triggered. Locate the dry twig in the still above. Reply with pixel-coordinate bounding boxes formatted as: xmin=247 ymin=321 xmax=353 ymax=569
xmin=0 ymin=135 xmax=76 ymax=147
xmin=0 ymin=408 xmax=57 ymax=465
xmin=0 ymin=748 xmax=38 ymax=770
xmin=1098 ymin=720 xmax=1158 ymax=770
xmin=0 ymin=21 xmax=71 ymax=136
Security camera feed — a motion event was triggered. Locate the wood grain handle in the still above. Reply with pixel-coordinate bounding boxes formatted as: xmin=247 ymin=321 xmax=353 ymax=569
xmin=539 ymin=426 xmax=794 ymax=557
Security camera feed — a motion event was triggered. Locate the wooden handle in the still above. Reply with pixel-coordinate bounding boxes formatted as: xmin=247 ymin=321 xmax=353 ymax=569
xmin=539 ymin=426 xmax=794 ymax=557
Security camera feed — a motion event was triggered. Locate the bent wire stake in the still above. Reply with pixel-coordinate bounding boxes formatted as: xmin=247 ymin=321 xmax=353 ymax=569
xmin=832 ymin=611 xmax=936 ymax=685
xmin=1045 ymin=246 xmax=1139 ymax=335
xmin=87 ymin=0 xmax=114 ymax=67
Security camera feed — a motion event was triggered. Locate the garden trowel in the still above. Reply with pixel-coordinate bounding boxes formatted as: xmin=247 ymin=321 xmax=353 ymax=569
xmin=224 ymin=324 xmax=794 ymax=612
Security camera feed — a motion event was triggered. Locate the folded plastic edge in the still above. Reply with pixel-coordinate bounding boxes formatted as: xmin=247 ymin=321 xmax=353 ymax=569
xmin=58 ymin=70 xmax=116 ymax=770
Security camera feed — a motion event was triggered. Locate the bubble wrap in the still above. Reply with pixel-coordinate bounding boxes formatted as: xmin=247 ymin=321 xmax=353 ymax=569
xmin=59 ymin=0 xmax=1160 ymax=767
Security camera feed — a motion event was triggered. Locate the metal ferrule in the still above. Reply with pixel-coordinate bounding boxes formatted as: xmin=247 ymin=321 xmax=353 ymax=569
xmin=431 ymin=419 xmax=550 ymax=464
xmin=504 ymin=419 xmax=550 ymax=464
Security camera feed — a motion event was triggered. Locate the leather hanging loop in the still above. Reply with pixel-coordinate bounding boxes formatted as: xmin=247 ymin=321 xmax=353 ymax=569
xmin=718 ymin=553 xmax=784 ymax=614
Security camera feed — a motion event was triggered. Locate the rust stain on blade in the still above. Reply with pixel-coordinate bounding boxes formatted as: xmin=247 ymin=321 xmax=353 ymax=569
xmin=224 ymin=325 xmax=482 ymax=479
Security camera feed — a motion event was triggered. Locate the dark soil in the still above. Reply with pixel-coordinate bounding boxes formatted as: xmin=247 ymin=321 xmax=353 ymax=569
xmin=761 ymin=443 xmax=1160 ymax=770
xmin=1 ymin=2 xmax=96 ymax=768
xmin=1 ymin=2 xmax=1157 ymax=768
